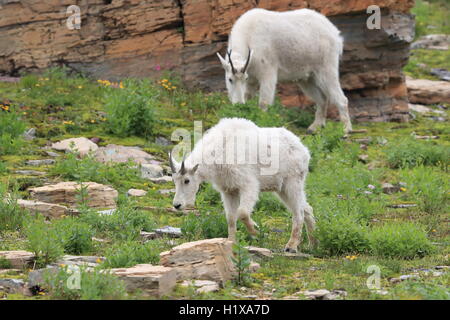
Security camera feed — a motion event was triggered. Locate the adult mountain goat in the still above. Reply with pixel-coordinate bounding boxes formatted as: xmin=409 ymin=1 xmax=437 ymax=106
xmin=170 ymin=118 xmax=316 ymax=253
xmin=217 ymin=8 xmax=352 ymax=133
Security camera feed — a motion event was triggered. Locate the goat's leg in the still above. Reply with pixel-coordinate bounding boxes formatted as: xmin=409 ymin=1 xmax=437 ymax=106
xmin=237 ymin=187 xmax=259 ymax=236
xmin=298 ymin=79 xmax=327 ymax=134
xmin=221 ymin=191 xmax=240 ymax=242
xmin=304 ymin=203 xmax=318 ymax=248
xmin=315 ymin=69 xmax=352 ymax=133
xmin=277 ymin=178 xmax=308 ymax=253
xmin=258 ymin=73 xmax=277 ymax=111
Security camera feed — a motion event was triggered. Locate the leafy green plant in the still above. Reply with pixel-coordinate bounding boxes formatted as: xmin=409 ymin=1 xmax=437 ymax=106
xmin=50 ymin=151 xmax=141 ymax=189
xmin=43 ymin=265 xmax=127 ymax=300
xmin=0 ymin=256 xmax=12 ymax=269
xmin=0 ymin=106 xmax=26 ymax=156
xmin=0 ymin=184 xmax=28 ymax=233
xmin=104 ymin=79 xmax=157 ymax=137
xmin=368 ymin=222 xmax=435 ymax=259
xmin=401 ymin=166 xmax=449 ymax=214
xmin=181 ymin=211 xmax=228 ymax=241
xmin=101 ymin=240 xmax=164 ymax=268
xmin=314 ymin=213 xmax=369 ymax=256
xmin=385 ymin=138 xmax=449 ymax=169
xmin=391 ymin=279 xmax=450 ymax=300
xmin=231 ymin=232 xmax=252 ymax=286
xmin=53 ymin=218 xmax=94 ymax=255
xmin=25 ymin=217 xmax=64 ymax=267
xmin=79 ymin=199 xmax=155 ymax=241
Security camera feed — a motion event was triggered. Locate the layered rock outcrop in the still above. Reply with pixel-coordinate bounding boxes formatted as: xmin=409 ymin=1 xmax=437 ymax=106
xmin=0 ymin=0 xmax=415 ymax=122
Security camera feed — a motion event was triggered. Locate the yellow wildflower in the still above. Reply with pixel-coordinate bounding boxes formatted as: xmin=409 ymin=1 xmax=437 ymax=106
xmin=96 ymin=258 xmax=102 ymax=264
xmin=400 ymin=187 xmax=406 ymax=192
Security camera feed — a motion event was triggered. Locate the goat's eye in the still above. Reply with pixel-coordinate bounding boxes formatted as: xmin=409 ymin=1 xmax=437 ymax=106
xmin=228 ymin=78 xmax=233 ymax=83
xmin=184 ymin=179 xmax=190 ymax=184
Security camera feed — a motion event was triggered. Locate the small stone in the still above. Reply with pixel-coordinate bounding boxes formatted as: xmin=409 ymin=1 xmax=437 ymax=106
xmin=358 ymin=154 xmax=369 ymax=163
xmin=415 ymin=135 xmax=439 ymax=140
xmin=25 ymin=159 xmax=55 ymax=166
xmin=154 ymin=226 xmax=182 ymax=238
xmin=245 ymin=246 xmax=273 ymax=259
xmin=349 ymin=129 xmax=368 ymax=134
xmin=375 ymin=289 xmax=389 ymax=295
xmin=388 ymin=203 xmax=417 ymax=209
xmin=382 ymin=183 xmax=399 ymax=194
xmin=353 ymin=138 xmax=372 ymax=144
xmin=94 ymin=144 xmax=157 ymax=164
xmin=45 ymin=151 xmax=60 ymax=157
xmin=389 ymin=274 xmax=420 ymax=284
xmin=275 ymin=252 xmax=312 ymax=259
xmin=249 ymin=261 xmax=261 ymax=273
xmin=141 ymin=164 xmax=165 ymax=179
xmin=148 ymin=176 xmax=172 ymax=184
xmin=181 ymin=279 xmax=219 ymax=294
xmin=409 ymin=104 xmax=433 ymax=114
xmin=51 ymin=137 xmax=98 ymax=157
xmin=98 ymin=209 xmax=116 ymax=215
xmin=23 ymin=128 xmax=36 ymax=141
xmin=14 ymin=170 xmax=46 ymax=176
xmin=435 ymin=266 xmax=449 ymax=270
xmin=360 ymin=144 xmax=368 ymax=150
xmin=140 ymin=231 xmax=158 ymax=241
xmin=127 ymin=188 xmax=147 ymax=197
xmin=0 ymin=278 xmax=27 ymax=294
xmin=158 ymin=189 xmax=176 ymax=195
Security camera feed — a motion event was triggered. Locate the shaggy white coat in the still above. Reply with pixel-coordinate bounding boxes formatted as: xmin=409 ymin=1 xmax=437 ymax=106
xmin=218 ymin=8 xmax=352 ymax=133
xmin=171 ymin=118 xmax=316 ymax=252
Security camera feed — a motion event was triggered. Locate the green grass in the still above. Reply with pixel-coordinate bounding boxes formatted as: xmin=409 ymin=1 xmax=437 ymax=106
xmin=404 ymin=0 xmax=450 ymax=80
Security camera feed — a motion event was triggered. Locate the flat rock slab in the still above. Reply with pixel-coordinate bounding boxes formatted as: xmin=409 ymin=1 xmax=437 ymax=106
xmin=0 ymin=278 xmax=28 ymax=295
xmin=17 ymin=199 xmax=72 ymax=218
xmin=154 ymin=226 xmax=182 ymax=238
xmin=406 ymin=77 xmax=450 ymax=105
xmin=14 ymin=170 xmax=46 ymax=176
xmin=245 ymin=246 xmax=273 ymax=259
xmin=94 ymin=144 xmax=158 ymax=165
xmin=55 ymin=255 xmax=104 ymax=267
xmin=411 ymin=34 xmax=450 ymax=51
xmin=147 ymin=176 xmax=172 ymax=184
xmin=51 ymin=137 xmax=98 ymax=157
xmin=0 ymin=250 xmax=35 ymax=269
xmin=29 ymin=181 xmax=118 ymax=209
xmin=127 ymin=188 xmax=147 ymax=197
xmin=25 ymin=159 xmax=55 ymax=166
xmin=160 ymin=238 xmax=235 ymax=285
xmin=140 ymin=231 xmax=158 ymax=241
xmin=111 ymin=264 xmax=176 ymax=297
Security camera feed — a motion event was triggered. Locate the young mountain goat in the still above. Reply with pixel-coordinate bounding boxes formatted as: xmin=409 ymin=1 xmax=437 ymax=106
xmin=217 ymin=8 xmax=352 ymax=133
xmin=170 ymin=118 xmax=316 ymax=253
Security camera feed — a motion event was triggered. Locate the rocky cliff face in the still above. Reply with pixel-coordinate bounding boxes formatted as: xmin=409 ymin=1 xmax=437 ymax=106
xmin=0 ymin=0 xmax=415 ymax=122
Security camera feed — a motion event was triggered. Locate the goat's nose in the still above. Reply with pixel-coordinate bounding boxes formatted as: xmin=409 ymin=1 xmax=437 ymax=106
xmin=174 ymin=204 xmax=181 ymax=210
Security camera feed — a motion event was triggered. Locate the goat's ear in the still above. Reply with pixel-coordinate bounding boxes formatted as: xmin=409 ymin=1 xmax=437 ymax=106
xmin=216 ymin=52 xmax=228 ymax=69
xmin=190 ymin=164 xmax=199 ymax=174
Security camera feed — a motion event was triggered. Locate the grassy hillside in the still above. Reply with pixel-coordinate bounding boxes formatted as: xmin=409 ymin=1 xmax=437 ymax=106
xmin=0 ymin=66 xmax=448 ymax=300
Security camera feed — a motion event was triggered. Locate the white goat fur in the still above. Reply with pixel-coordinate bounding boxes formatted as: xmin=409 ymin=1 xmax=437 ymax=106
xmin=218 ymin=8 xmax=352 ymax=133
xmin=171 ymin=118 xmax=316 ymax=252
